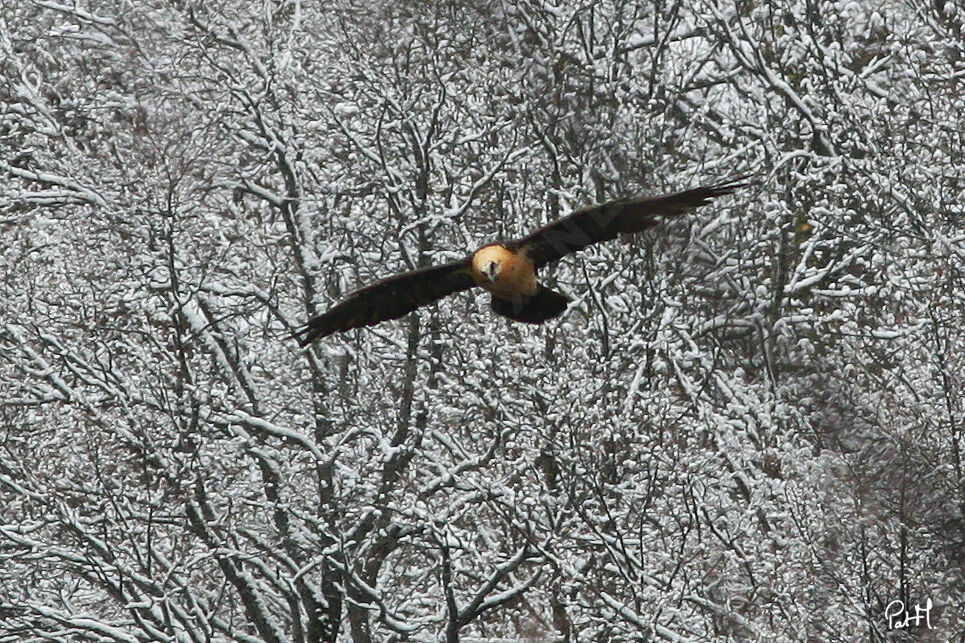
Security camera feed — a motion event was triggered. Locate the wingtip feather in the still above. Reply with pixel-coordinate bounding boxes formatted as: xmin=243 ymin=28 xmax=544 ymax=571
xmin=708 ymin=173 xmax=754 ymax=194
xmin=289 ymin=326 xmax=314 ymax=348
xmin=289 ymin=323 xmax=332 ymax=347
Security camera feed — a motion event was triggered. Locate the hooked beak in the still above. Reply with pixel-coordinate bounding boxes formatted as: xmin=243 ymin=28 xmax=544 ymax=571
xmin=483 ymin=261 xmax=499 ymax=282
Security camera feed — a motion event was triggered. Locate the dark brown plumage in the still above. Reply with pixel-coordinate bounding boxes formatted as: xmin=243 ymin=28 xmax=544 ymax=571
xmin=292 ymin=177 xmax=747 ymax=345
xmin=512 ymin=179 xmax=748 ymax=268
xmin=293 ymin=260 xmax=475 ymax=346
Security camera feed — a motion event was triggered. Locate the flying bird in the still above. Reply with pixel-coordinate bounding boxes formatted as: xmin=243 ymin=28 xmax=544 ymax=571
xmin=293 ymin=178 xmax=746 ymax=345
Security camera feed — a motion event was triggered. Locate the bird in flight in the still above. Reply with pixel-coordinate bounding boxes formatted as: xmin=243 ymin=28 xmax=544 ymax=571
xmin=293 ymin=177 xmax=747 ymax=345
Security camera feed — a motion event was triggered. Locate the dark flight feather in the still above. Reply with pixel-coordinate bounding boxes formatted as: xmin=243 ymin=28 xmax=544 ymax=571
xmin=293 ymin=258 xmax=474 ymax=345
xmin=514 ymin=177 xmax=748 ymax=269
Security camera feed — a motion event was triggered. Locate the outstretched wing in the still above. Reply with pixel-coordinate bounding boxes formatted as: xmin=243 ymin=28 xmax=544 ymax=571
xmin=514 ymin=177 xmax=748 ymax=269
xmin=293 ymin=258 xmax=475 ymax=345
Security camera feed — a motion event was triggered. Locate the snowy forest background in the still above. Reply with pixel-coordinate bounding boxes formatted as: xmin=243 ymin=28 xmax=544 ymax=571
xmin=1 ymin=0 xmax=963 ymax=641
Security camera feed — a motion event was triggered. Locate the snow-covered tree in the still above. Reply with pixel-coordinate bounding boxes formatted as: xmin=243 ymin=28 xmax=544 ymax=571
xmin=1 ymin=1 xmax=962 ymax=640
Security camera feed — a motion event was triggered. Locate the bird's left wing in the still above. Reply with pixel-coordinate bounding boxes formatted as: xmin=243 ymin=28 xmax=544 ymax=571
xmin=514 ymin=178 xmax=748 ymax=269
xmin=293 ymin=258 xmax=475 ymax=345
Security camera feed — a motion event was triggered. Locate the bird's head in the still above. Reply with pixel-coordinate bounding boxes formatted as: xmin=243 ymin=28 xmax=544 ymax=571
xmin=482 ymin=260 xmax=502 ymax=282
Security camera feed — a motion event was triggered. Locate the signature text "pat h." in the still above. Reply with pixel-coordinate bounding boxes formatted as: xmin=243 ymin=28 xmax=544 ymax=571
xmin=886 ymin=598 xmax=933 ymax=630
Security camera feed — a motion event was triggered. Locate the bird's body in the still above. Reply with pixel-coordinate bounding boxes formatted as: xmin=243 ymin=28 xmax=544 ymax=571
xmin=293 ymin=178 xmax=747 ymax=345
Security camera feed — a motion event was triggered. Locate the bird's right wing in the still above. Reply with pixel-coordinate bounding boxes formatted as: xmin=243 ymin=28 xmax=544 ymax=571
xmin=293 ymin=258 xmax=475 ymax=345
xmin=515 ymin=177 xmax=748 ymax=269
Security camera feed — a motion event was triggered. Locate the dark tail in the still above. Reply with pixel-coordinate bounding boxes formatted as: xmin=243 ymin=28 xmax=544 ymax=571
xmin=490 ymin=286 xmax=571 ymax=324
